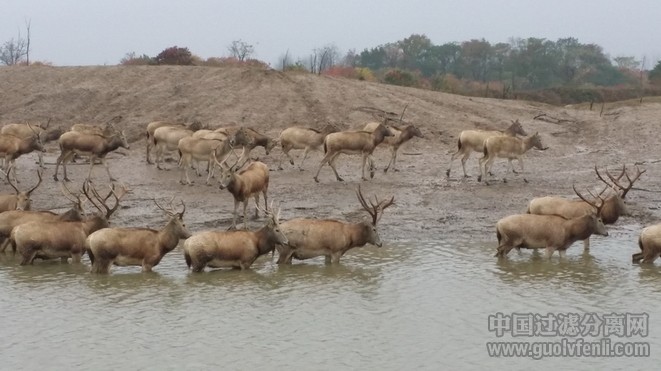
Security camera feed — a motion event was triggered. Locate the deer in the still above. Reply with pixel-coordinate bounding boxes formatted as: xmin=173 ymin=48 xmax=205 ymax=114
xmin=313 ymin=123 xmax=393 ymax=183
xmin=362 ymin=121 xmax=424 ymax=173
xmin=86 ymin=197 xmax=191 ymax=274
xmin=183 ymin=202 xmax=287 ymax=272
xmin=215 ymin=153 xmax=270 ymax=230
xmin=0 ymin=123 xmax=45 ymax=183
xmin=1 ymin=119 xmax=61 ymax=168
xmin=53 ymin=123 xmax=130 ymax=182
xmin=633 ymin=224 xmax=661 ymax=264
xmin=526 ymin=165 xmax=644 ymax=250
xmin=495 ymin=184 xmax=609 ymax=259
xmin=12 ymin=181 xmax=126 ymax=265
xmin=145 ymin=120 xmax=205 ymax=164
xmin=276 ymin=186 xmax=394 ymax=264
xmin=0 ymin=166 xmax=42 ymax=212
xmin=446 ymin=119 xmax=528 ymax=178
xmin=152 ymin=126 xmax=195 ymax=170
xmin=0 ymin=182 xmax=86 ymax=253
xmin=177 ymin=128 xmax=253 ymax=185
xmin=277 ymin=123 xmax=340 ymax=171
xmin=478 ymin=132 xmax=547 ymax=184
xmin=217 ymin=127 xmax=277 ymax=170
xmin=70 ymin=115 xmax=123 ymax=136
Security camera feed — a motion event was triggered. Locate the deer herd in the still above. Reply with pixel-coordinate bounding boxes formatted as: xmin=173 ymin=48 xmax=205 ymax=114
xmin=0 ymin=112 xmax=659 ymax=277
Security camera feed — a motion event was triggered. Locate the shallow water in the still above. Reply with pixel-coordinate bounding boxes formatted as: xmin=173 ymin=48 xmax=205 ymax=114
xmin=0 ymin=229 xmax=658 ymax=370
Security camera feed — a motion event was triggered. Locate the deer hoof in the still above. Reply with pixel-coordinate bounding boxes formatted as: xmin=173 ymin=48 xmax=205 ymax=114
xmin=289 ymin=160 xmax=294 ymax=165
xmin=477 ymin=175 xmax=482 ymax=182
xmin=502 ymin=178 xmax=508 ymax=183
xmin=523 ymin=178 xmax=529 ymax=183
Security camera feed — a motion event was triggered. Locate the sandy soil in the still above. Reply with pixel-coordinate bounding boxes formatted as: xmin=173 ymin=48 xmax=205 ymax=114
xmin=1 ymin=65 xmax=661 ymax=247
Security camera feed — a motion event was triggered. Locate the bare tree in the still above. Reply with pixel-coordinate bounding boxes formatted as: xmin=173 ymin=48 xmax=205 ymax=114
xmin=228 ymin=40 xmax=255 ymax=62
xmin=309 ymin=44 xmax=339 ymax=75
xmin=0 ymin=37 xmax=28 ymax=65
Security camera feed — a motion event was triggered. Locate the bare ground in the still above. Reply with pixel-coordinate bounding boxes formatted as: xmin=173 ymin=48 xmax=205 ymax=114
xmin=1 ymin=65 xmax=661 ymax=249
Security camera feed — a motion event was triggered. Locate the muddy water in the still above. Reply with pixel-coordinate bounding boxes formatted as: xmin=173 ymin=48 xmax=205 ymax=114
xmin=0 ymin=230 xmax=658 ymax=370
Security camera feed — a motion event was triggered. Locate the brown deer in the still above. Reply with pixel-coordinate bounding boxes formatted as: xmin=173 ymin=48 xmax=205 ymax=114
xmin=0 ymin=167 xmax=42 ymax=212
xmin=276 ymin=186 xmax=394 ymax=264
xmin=362 ymin=122 xmax=424 ymax=173
xmin=0 ymin=123 xmax=45 ymax=183
xmin=216 ymin=153 xmax=270 ymax=229
xmin=313 ymin=123 xmax=393 ymax=182
xmin=277 ymin=123 xmax=340 ymax=171
xmin=54 ymin=123 xmax=130 ymax=182
xmin=495 ymin=185 xmax=608 ymax=259
xmin=12 ymin=181 xmax=126 ymax=265
xmin=86 ymin=198 xmax=191 ymax=274
xmin=183 ymin=203 xmax=287 ymax=272
xmin=527 ymin=165 xmax=643 ymax=250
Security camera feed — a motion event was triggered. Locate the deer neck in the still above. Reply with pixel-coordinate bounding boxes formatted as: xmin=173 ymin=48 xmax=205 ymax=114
xmin=254 ymin=226 xmax=277 ymax=256
xmin=521 ymin=136 xmax=536 ymax=153
xmin=566 ymin=215 xmax=596 ymax=241
xmin=83 ymin=215 xmax=108 ymax=235
xmin=347 ymin=222 xmax=370 ymax=248
xmin=158 ymin=220 xmax=183 ymax=253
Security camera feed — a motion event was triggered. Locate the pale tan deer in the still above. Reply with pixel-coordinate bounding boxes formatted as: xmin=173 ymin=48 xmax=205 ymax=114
xmin=446 ymin=119 xmax=527 ymax=178
xmin=478 ymin=132 xmax=547 ymax=184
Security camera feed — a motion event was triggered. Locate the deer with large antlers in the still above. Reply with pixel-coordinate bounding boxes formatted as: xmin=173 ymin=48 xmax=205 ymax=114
xmin=0 ymin=167 xmax=42 ymax=212
xmin=86 ymin=197 xmax=191 ymax=274
xmin=215 ymin=152 xmax=270 ymax=230
xmin=495 ymin=185 xmax=609 ymax=259
xmin=183 ymin=202 xmax=288 ymax=272
xmin=276 ymin=186 xmax=395 ymax=264
xmin=446 ymin=120 xmax=527 ymax=178
xmin=0 ymin=182 xmax=85 ymax=253
xmin=11 ymin=181 xmax=127 ymax=265
xmin=527 ymin=165 xmax=644 ymax=250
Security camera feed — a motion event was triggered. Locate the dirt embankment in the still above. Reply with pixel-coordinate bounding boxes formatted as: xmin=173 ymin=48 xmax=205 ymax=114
xmin=1 ymin=65 xmax=660 ymax=243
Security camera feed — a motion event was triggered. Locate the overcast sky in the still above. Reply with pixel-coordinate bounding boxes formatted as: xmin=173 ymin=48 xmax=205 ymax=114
xmin=2 ymin=0 xmax=660 ymax=68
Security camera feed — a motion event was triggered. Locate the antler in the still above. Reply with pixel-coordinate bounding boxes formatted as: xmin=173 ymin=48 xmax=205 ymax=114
xmin=356 ymin=185 xmax=395 ymax=225
xmin=5 ymin=165 xmax=19 ymax=194
xmin=154 ymin=196 xmax=185 ymax=217
xmin=26 ymin=169 xmax=43 ymax=195
xmin=82 ymin=181 xmax=126 ymax=219
xmin=573 ymin=183 xmax=605 ymax=216
xmin=60 ymin=182 xmax=85 ymax=211
xmin=605 ymin=164 xmax=646 ymax=199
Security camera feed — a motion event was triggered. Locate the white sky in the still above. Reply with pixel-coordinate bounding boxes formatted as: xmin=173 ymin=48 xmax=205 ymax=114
xmin=2 ymin=0 xmax=660 ymax=68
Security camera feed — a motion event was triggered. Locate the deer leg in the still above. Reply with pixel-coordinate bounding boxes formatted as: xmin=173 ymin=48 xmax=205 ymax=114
xmin=146 ymin=137 xmax=152 ymax=164
xmin=384 ymin=147 xmax=395 ymax=173
xmin=19 ymin=248 xmax=38 ymax=265
xmin=313 ymin=152 xmax=333 ymax=182
xmin=231 ymin=199 xmax=240 ymax=229
xmin=558 ymin=250 xmax=567 ymax=259
xmin=360 ymin=154 xmax=369 ymax=181
xmin=545 ymin=246 xmax=556 ymax=259
xmin=583 ymin=238 xmax=590 ymax=251
xmin=205 ymin=160 xmax=214 ymax=185
xmin=298 ymin=147 xmax=310 ymax=171
xmin=328 ymin=153 xmax=343 ymax=182
xmin=253 ymin=194 xmax=260 ymax=219
xmin=61 ymin=152 xmax=76 ymax=182
xmin=508 ymin=159 xmax=517 ymax=174
xmin=242 ymin=200 xmax=249 ymax=230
